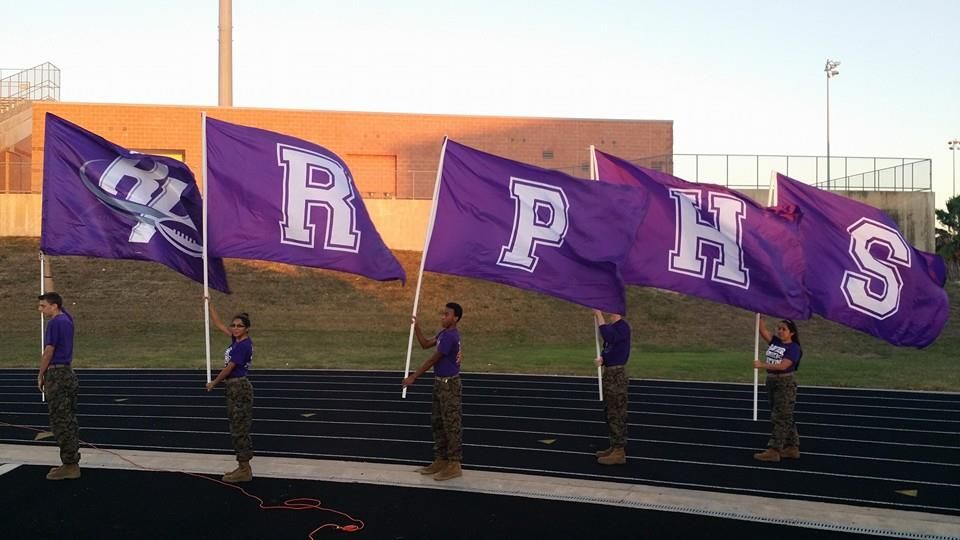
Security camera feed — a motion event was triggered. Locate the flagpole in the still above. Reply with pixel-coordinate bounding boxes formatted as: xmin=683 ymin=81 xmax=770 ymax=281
xmin=589 ymin=145 xmax=604 ymax=401
xmin=754 ymin=171 xmax=779 ymax=421
xmin=201 ymin=112 xmax=213 ymax=384
xmin=403 ymin=137 xmax=448 ymax=399
xmin=39 ymin=251 xmax=46 ymax=402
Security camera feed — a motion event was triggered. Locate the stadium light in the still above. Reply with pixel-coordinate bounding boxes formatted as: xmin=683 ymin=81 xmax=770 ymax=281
xmin=825 ymin=59 xmax=841 ymax=188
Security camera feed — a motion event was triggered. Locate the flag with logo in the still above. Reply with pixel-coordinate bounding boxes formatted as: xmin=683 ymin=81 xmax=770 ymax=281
xmin=423 ymin=140 xmax=647 ymax=314
xmin=41 ymin=113 xmax=230 ymax=293
xmin=777 ymin=173 xmax=948 ymax=347
xmin=205 ymin=117 xmax=405 ymax=283
xmin=595 ymin=150 xmax=809 ymax=319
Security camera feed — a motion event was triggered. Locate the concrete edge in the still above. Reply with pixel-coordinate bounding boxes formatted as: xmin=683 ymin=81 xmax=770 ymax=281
xmin=1 ymin=444 xmax=957 ymax=539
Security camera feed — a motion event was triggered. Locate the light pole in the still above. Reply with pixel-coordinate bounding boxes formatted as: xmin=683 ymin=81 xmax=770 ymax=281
xmin=825 ymin=59 xmax=840 ymax=188
xmin=949 ymin=139 xmax=960 ymax=198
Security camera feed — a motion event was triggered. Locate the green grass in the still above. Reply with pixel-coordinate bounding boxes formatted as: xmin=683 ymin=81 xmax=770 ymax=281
xmin=2 ymin=237 xmax=957 ymax=390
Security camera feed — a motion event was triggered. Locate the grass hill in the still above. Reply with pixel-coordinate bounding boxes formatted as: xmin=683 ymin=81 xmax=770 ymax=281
xmin=2 ymin=238 xmax=957 ymax=390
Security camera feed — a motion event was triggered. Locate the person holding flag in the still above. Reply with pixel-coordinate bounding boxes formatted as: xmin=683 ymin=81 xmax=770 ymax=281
xmin=752 ymin=316 xmax=802 ymax=462
xmin=593 ymin=309 xmax=631 ymax=466
xmin=205 ymin=302 xmax=255 ymax=483
xmin=402 ymin=303 xmax=464 ymax=481
xmin=37 ymin=292 xmax=81 ymax=480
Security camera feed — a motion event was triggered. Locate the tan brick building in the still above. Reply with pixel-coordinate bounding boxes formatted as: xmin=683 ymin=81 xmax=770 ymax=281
xmin=0 ymin=102 xmax=673 ymax=248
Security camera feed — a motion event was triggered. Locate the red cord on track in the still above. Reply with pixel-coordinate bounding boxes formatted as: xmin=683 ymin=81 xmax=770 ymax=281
xmin=0 ymin=419 xmax=365 ymax=537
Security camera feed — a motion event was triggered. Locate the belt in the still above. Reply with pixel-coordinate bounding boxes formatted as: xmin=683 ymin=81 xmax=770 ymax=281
xmin=46 ymin=364 xmax=72 ymax=370
xmin=604 ymin=365 xmax=626 ymax=370
xmin=766 ymin=371 xmax=795 ymax=379
xmin=436 ymin=375 xmax=460 ymax=383
xmin=225 ymin=376 xmax=248 ymax=382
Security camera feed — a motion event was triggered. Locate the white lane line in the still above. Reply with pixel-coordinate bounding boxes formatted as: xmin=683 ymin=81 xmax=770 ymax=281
xmin=0 ymin=463 xmax=21 ymax=476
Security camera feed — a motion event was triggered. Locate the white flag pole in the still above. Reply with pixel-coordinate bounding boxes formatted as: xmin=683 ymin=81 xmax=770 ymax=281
xmin=593 ymin=316 xmax=604 ymax=401
xmin=402 ymin=137 xmax=448 ymax=399
xmin=39 ymin=251 xmax=46 ymax=402
xmin=754 ymin=170 xmax=779 ymax=420
xmin=201 ymin=112 xmax=213 ymax=384
xmin=589 ymin=145 xmax=604 ymax=401
xmin=753 ymin=313 xmax=760 ymax=421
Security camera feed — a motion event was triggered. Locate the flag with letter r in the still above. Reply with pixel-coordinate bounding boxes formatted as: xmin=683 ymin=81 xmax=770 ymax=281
xmin=424 ymin=140 xmax=647 ymax=314
xmin=205 ymin=117 xmax=405 ymax=283
xmin=41 ymin=113 xmax=230 ymax=293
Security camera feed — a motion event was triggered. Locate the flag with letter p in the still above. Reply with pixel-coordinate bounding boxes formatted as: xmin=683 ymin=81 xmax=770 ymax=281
xmin=423 ymin=140 xmax=647 ymax=314
xmin=204 ymin=117 xmax=405 ymax=283
xmin=40 ymin=113 xmax=230 ymax=293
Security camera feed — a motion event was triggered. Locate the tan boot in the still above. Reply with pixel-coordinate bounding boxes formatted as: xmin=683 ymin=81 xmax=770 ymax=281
xmin=418 ymin=458 xmax=448 ymax=475
xmin=46 ymin=464 xmax=81 ymax=480
xmin=222 ymin=461 xmax=252 ymax=483
xmin=780 ymin=446 xmax=800 ymax=459
xmin=433 ymin=460 xmax=462 ymax=481
xmin=753 ymin=448 xmax=781 ymax=462
xmin=597 ymin=447 xmax=626 ymax=465
xmin=595 ymin=447 xmax=614 ymax=458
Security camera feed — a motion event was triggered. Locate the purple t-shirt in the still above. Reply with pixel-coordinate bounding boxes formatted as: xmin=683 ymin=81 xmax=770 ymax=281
xmin=764 ymin=337 xmax=801 ymax=374
xmin=224 ymin=337 xmax=253 ymax=378
xmin=44 ymin=312 xmax=74 ymax=365
xmin=600 ymin=319 xmax=631 ymax=367
xmin=433 ymin=328 xmax=461 ymax=378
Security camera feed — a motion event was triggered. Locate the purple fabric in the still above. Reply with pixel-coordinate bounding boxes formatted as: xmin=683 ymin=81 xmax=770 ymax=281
xmin=424 ymin=140 xmax=647 ymax=314
xmin=776 ymin=174 xmax=948 ymax=348
xmin=41 ymin=114 xmax=230 ymax=293
xmin=205 ymin=117 xmax=405 ymax=283
xmin=224 ymin=337 xmax=253 ymax=378
xmin=44 ymin=313 xmax=74 ymax=365
xmin=433 ymin=328 xmax=461 ymax=378
xmin=595 ymin=151 xmax=810 ymax=319
xmin=764 ymin=337 xmax=801 ymax=374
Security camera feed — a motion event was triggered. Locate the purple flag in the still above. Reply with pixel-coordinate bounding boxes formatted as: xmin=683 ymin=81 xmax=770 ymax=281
xmin=41 ymin=113 xmax=230 ymax=293
xmin=595 ymin=150 xmax=810 ymax=319
xmin=777 ymin=174 xmax=948 ymax=347
xmin=205 ymin=117 xmax=405 ymax=283
xmin=424 ymin=140 xmax=647 ymax=314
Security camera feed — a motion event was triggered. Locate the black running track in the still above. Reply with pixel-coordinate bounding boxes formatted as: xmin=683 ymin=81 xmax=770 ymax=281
xmin=0 ymin=464 xmax=860 ymax=539
xmin=0 ymin=369 xmax=957 ymax=518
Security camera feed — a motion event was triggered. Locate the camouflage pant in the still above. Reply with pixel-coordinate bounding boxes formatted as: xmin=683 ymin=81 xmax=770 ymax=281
xmin=45 ymin=367 xmax=80 ymax=465
xmin=766 ymin=375 xmax=800 ymax=449
xmin=432 ymin=376 xmax=463 ymax=461
xmin=602 ymin=365 xmax=629 ymax=448
xmin=225 ymin=377 xmax=254 ymax=462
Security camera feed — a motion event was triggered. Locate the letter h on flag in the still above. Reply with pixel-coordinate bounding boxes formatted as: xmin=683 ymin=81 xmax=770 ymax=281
xmin=776 ymin=173 xmax=948 ymax=347
xmin=423 ymin=140 xmax=648 ymax=315
xmin=204 ymin=117 xmax=405 ymax=283
xmin=40 ymin=113 xmax=230 ymax=293
xmin=594 ymin=150 xmax=810 ymax=319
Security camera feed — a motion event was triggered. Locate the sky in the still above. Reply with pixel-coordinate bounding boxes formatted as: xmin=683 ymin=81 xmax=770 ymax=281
xmin=5 ymin=0 xmax=960 ymax=207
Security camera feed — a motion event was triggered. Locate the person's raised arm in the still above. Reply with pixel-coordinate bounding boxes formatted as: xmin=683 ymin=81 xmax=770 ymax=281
xmin=411 ymin=316 xmax=437 ymax=349
xmin=758 ymin=315 xmax=773 ymax=344
xmin=208 ymin=300 xmax=230 ymax=337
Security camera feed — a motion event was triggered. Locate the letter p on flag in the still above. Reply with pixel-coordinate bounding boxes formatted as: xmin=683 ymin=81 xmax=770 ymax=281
xmin=498 ymin=178 xmax=569 ymax=272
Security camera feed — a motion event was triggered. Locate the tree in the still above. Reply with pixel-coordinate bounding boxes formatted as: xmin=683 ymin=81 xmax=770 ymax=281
xmin=935 ymin=194 xmax=960 ymax=279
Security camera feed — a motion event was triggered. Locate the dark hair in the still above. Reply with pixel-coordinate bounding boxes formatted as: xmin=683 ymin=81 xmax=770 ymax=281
xmin=780 ymin=319 xmax=799 ymax=345
xmin=38 ymin=292 xmax=63 ymax=309
xmin=233 ymin=312 xmax=251 ymax=328
xmin=445 ymin=302 xmax=463 ymax=322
